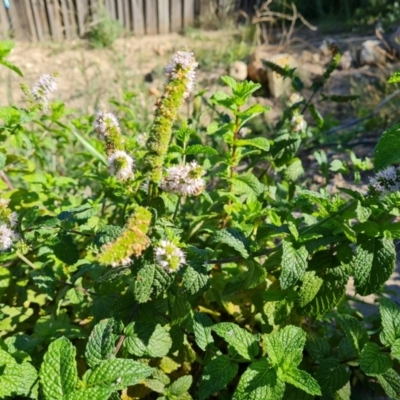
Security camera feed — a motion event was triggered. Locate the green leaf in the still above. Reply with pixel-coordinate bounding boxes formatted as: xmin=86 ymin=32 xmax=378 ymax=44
xmin=210 ymin=229 xmax=249 ymax=258
xmin=66 ymin=387 xmax=112 ymax=400
xmin=85 ymin=318 xmax=115 ymax=369
xmin=132 ymin=261 xmax=156 ymax=303
xmin=40 ymin=337 xmax=78 ymax=400
xmin=377 ymin=368 xmax=400 ymax=400
xmin=124 ymin=322 xmax=172 ymax=358
xmin=305 ymin=336 xmax=330 ymax=361
xmin=244 ymin=261 xmax=266 ymax=289
xmin=0 ymin=266 xmax=11 ymax=300
xmin=336 ymin=314 xmax=369 ymax=356
xmin=0 ymin=40 xmax=14 ymax=58
xmin=168 ymin=375 xmax=193 ymax=396
xmin=221 ymin=75 xmax=238 ymax=90
xmin=283 ymin=157 xmax=304 ymax=182
xmin=181 ymin=260 xmax=209 ymax=298
xmin=229 ymin=173 xmax=265 ymax=197
xmin=83 ymin=358 xmax=153 ymax=390
xmin=53 ymin=233 xmax=80 ymax=265
xmin=232 ymin=360 xmax=285 ymax=400
xmin=308 ymin=104 xmax=324 ymax=128
xmin=354 ymin=236 xmax=395 ymax=296
xmin=392 ymin=338 xmax=400 ymax=361
xmin=199 ymin=355 xmax=238 ymax=400
xmin=280 ymin=241 xmax=308 ymax=289
xmin=315 ymin=358 xmax=350 ymax=394
xmin=297 ymin=271 xmax=323 ymax=308
xmin=388 ymin=70 xmax=400 ymax=83
xmin=0 ymin=349 xmax=38 ymax=398
xmin=360 ymin=342 xmax=392 ymax=376
xmin=264 ymin=325 xmax=306 ymax=370
xmin=301 ymin=265 xmax=348 ymax=316
xmin=212 ymin=322 xmax=259 ymax=361
xmin=0 ymin=59 xmax=23 ymax=76
xmin=186 ymin=144 xmax=219 ymax=155
xmin=193 ymin=312 xmax=214 ymax=351
xmin=380 ymin=297 xmax=400 ymax=347
xmin=238 ymin=104 xmax=269 ymax=127
xmin=236 ymin=137 xmax=270 ymax=152
xmin=280 ymin=368 xmax=321 ymax=396
xmin=374 ymin=122 xmax=400 ymax=171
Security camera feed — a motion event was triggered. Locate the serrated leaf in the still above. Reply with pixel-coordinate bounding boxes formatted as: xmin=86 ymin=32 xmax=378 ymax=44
xmin=280 ymin=241 xmax=308 ymax=289
xmin=377 ymin=368 xmax=400 ymax=400
xmin=297 ymin=271 xmax=323 ymax=308
xmin=315 ymin=358 xmax=351 ymax=394
xmin=230 ymin=173 xmax=264 ymax=197
xmin=124 ymin=322 xmax=172 ymax=358
xmin=211 ymin=229 xmax=249 ymax=258
xmin=302 ymin=266 xmax=348 ymax=316
xmin=221 ymin=75 xmax=238 ymax=90
xmin=391 ymin=338 xmax=400 ymax=361
xmin=193 ymin=312 xmax=214 ymax=351
xmin=244 ymin=261 xmax=266 ymax=289
xmin=84 ymin=358 xmax=153 ymax=390
xmin=186 ymin=144 xmax=218 ymax=155
xmin=66 ymin=387 xmax=112 ymax=400
xmin=336 ymin=314 xmax=369 ymax=356
xmin=354 ymin=236 xmax=395 ymax=296
xmin=305 ymin=336 xmax=331 ymax=361
xmin=85 ymin=318 xmax=115 ymax=369
xmin=284 ymin=157 xmax=304 ymax=182
xmin=132 ymin=261 xmax=156 ymax=303
xmin=199 ymin=355 xmax=238 ymax=400
xmin=360 ymin=342 xmax=392 ymax=376
xmin=380 ymin=297 xmax=400 ymax=347
xmin=264 ymin=325 xmax=306 ymax=370
xmin=40 ymin=337 xmax=78 ymax=400
xmin=0 ymin=349 xmax=38 ymax=398
xmin=169 ymin=375 xmax=193 ymax=396
xmin=232 ymin=359 xmax=285 ymax=400
xmin=181 ymin=260 xmax=209 ymax=297
xmin=280 ymin=368 xmax=321 ymax=396
xmin=212 ymin=322 xmax=259 ymax=361
xmin=53 ymin=233 xmax=80 ymax=265
xmin=236 ymin=137 xmax=270 ymax=151
xmin=374 ymin=122 xmax=400 ymax=171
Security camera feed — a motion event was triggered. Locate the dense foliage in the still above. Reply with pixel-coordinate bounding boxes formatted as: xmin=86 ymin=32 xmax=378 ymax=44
xmin=1 ymin=38 xmax=400 ymax=399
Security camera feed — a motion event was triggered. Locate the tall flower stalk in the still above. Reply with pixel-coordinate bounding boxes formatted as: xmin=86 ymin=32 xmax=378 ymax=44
xmin=94 ymin=111 xmax=134 ymax=181
xmin=145 ymin=51 xmax=198 ymax=192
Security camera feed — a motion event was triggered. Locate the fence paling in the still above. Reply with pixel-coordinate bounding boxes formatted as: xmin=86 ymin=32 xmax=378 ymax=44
xmin=0 ymin=3 xmax=9 ymax=38
xmin=170 ymin=0 xmax=182 ymax=32
xmin=145 ymin=0 xmax=158 ymax=35
xmin=158 ymin=0 xmax=169 ymax=34
xmin=131 ymin=0 xmax=145 ymax=35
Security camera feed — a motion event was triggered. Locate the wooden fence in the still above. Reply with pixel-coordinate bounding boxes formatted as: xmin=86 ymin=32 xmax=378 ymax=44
xmin=0 ymin=0 xmax=260 ymax=41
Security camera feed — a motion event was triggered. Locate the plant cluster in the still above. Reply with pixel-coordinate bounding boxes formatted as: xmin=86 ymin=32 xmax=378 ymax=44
xmin=1 ymin=38 xmax=400 ymax=399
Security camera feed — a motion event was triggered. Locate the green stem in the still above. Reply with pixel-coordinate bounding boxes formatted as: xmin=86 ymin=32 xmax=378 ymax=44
xmin=173 ymin=196 xmax=182 ymax=221
xmin=17 ymin=253 xmax=37 ymax=269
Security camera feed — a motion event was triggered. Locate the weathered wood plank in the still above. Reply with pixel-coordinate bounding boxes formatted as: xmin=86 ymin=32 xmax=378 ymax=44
xmin=183 ymin=0 xmax=195 ymax=28
xmin=59 ymin=0 xmax=71 ymax=39
xmin=145 ymin=0 xmax=157 ymax=35
xmin=132 ymin=0 xmax=145 ymax=35
xmin=116 ymin=0 xmax=123 ymax=23
xmin=76 ymin=0 xmax=88 ymax=37
xmin=23 ymin=0 xmax=38 ymax=41
xmin=47 ymin=0 xmax=62 ymax=40
xmin=9 ymin=0 xmax=30 ymax=40
xmin=0 ymin=3 xmax=10 ymax=39
xmin=65 ymin=0 xmax=77 ymax=38
xmin=31 ymin=0 xmax=44 ymax=41
xmin=107 ymin=0 xmax=117 ymax=20
xmin=198 ymin=0 xmax=213 ymax=23
xmin=123 ymin=0 xmax=130 ymax=29
xmin=170 ymin=0 xmax=182 ymax=32
xmin=157 ymin=0 xmax=169 ymax=34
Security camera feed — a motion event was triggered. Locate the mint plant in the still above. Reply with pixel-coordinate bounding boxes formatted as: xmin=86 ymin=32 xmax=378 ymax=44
xmin=2 ymin=39 xmax=400 ymax=399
